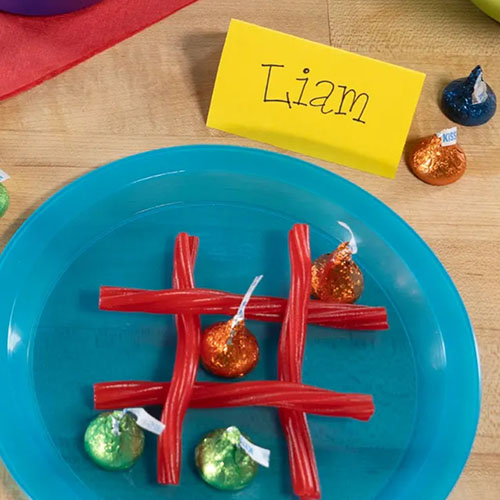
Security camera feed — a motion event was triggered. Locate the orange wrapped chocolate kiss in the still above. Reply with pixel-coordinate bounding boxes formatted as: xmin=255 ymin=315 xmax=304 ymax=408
xmin=200 ymin=320 xmax=260 ymax=378
xmin=408 ymin=134 xmax=466 ymax=186
xmin=311 ymin=242 xmax=364 ymax=303
xmin=201 ymin=275 xmax=262 ymax=378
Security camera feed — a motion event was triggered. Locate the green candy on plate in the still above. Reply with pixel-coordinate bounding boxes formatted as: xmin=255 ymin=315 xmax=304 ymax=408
xmin=195 ymin=427 xmax=259 ymax=491
xmin=84 ymin=411 xmax=144 ymax=471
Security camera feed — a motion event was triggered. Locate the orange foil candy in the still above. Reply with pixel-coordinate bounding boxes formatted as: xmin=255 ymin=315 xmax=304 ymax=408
xmin=408 ymin=134 xmax=467 ymax=186
xmin=200 ymin=320 xmax=260 ymax=378
xmin=311 ymin=242 xmax=364 ymax=303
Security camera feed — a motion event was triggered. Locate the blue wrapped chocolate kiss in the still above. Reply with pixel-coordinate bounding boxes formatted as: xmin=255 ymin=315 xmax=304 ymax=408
xmin=441 ymin=65 xmax=496 ymax=126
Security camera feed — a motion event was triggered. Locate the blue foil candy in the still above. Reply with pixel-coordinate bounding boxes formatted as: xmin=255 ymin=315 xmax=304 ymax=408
xmin=441 ymin=65 xmax=496 ymax=126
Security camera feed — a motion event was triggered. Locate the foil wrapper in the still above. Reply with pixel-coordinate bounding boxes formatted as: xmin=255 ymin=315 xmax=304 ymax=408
xmin=408 ymin=134 xmax=466 ymax=185
xmin=200 ymin=320 xmax=260 ymax=378
xmin=441 ymin=65 xmax=496 ymax=126
xmin=311 ymin=242 xmax=364 ymax=303
xmin=195 ymin=427 xmax=258 ymax=490
xmin=0 ymin=184 xmax=9 ymax=218
xmin=84 ymin=411 xmax=144 ymax=471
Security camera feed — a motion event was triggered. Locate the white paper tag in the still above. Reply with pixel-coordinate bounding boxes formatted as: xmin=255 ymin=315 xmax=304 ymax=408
xmin=111 ymin=414 xmax=121 ymax=436
xmin=337 ymin=221 xmax=358 ymax=254
xmin=0 ymin=169 xmax=10 ymax=183
xmin=473 ymin=71 xmax=488 ymax=105
xmin=124 ymin=408 xmax=165 ymax=435
xmin=437 ymin=127 xmax=457 ymax=147
xmin=237 ymin=432 xmax=270 ymax=468
xmin=230 ymin=274 xmax=263 ymax=330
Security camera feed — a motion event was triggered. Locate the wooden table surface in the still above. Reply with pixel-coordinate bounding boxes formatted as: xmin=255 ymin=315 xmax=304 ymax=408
xmin=1 ymin=0 xmax=499 ymax=498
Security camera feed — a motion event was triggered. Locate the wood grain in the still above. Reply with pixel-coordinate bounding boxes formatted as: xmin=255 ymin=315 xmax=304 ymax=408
xmin=0 ymin=0 xmax=499 ymax=497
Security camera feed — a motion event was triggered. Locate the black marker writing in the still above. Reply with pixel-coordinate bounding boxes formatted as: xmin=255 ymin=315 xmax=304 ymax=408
xmin=335 ymin=86 xmax=369 ymax=123
xmin=262 ymin=64 xmax=291 ymax=109
xmin=293 ymin=68 xmax=310 ymax=107
xmin=309 ymin=80 xmax=335 ymax=114
xmin=261 ymin=64 xmax=370 ymax=124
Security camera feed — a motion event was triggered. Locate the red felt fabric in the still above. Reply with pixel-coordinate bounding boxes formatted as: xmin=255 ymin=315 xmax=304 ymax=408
xmin=0 ymin=0 xmax=198 ymax=100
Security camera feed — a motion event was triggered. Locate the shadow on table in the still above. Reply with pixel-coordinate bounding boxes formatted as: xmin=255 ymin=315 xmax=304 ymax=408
xmin=182 ymin=32 xmax=226 ymax=123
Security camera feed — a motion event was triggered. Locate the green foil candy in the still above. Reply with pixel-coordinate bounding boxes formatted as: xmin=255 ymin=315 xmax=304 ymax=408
xmin=195 ymin=427 xmax=258 ymax=491
xmin=0 ymin=184 xmax=9 ymax=218
xmin=84 ymin=411 xmax=145 ymax=471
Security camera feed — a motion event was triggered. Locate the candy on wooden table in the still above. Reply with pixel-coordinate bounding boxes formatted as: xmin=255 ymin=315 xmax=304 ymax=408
xmin=408 ymin=128 xmax=467 ymax=186
xmin=441 ymin=65 xmax=496 ymax=126
xmin=0 ymin=184 xmax=8 ymax=218
xmin=0 ymin=171 xmax=10 ymax=218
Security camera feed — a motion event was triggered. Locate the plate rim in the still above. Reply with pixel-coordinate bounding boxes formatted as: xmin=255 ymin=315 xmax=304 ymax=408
xmin=0 ymin=145 xmax=481 ymax=500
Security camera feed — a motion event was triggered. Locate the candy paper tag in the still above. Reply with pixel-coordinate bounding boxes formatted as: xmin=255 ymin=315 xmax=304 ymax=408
xmin=337 ymin=221 xmax=358 ymax=254
xmin=230 ymin=275 xmax=263 ymax=331
xmin=207 ymin=20 xmax=425 ymax=178
xmin=111 ymin=414 xmax=121 ymax=436
xmin=473 ymin=71 xmax=488 ymax=105
xmin=124 ymin=408 xmax=165 ymax=435
xmin=437 ymin=127 xmax=457 ymax=147
xmin=226 ymin=427 xmax=270 ymax=467
xmin=0 ymin=169 xmax=10 ymax=183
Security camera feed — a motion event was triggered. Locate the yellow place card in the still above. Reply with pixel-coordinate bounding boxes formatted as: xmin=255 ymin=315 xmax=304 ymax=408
xmin=207 ymin=20 xmax=425 ymax=178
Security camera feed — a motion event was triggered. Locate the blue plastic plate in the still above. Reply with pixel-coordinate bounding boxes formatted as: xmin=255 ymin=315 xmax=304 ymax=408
xmin=0 ymin=146 xmax=480 ymax=500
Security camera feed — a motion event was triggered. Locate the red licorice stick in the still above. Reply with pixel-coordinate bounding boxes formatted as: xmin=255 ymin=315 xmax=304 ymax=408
xmin=102 ymin=286 xmax=361 ymax=306
xmin=93 ymin=381 xmax=375 ymax=421
xmin=99 ymin=287 xmax=388 ymax=331
xmin=279 ymin=224 xmax=321 ymax=499
xmin=157 ymin=233 xmax=200 ymax=485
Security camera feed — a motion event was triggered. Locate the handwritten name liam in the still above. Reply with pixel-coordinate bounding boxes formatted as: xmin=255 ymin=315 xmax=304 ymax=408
xmin=207 ymin=20 xmax=426 ymax=177
xmin=262 ymin=64 xmax=370 ymax=124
